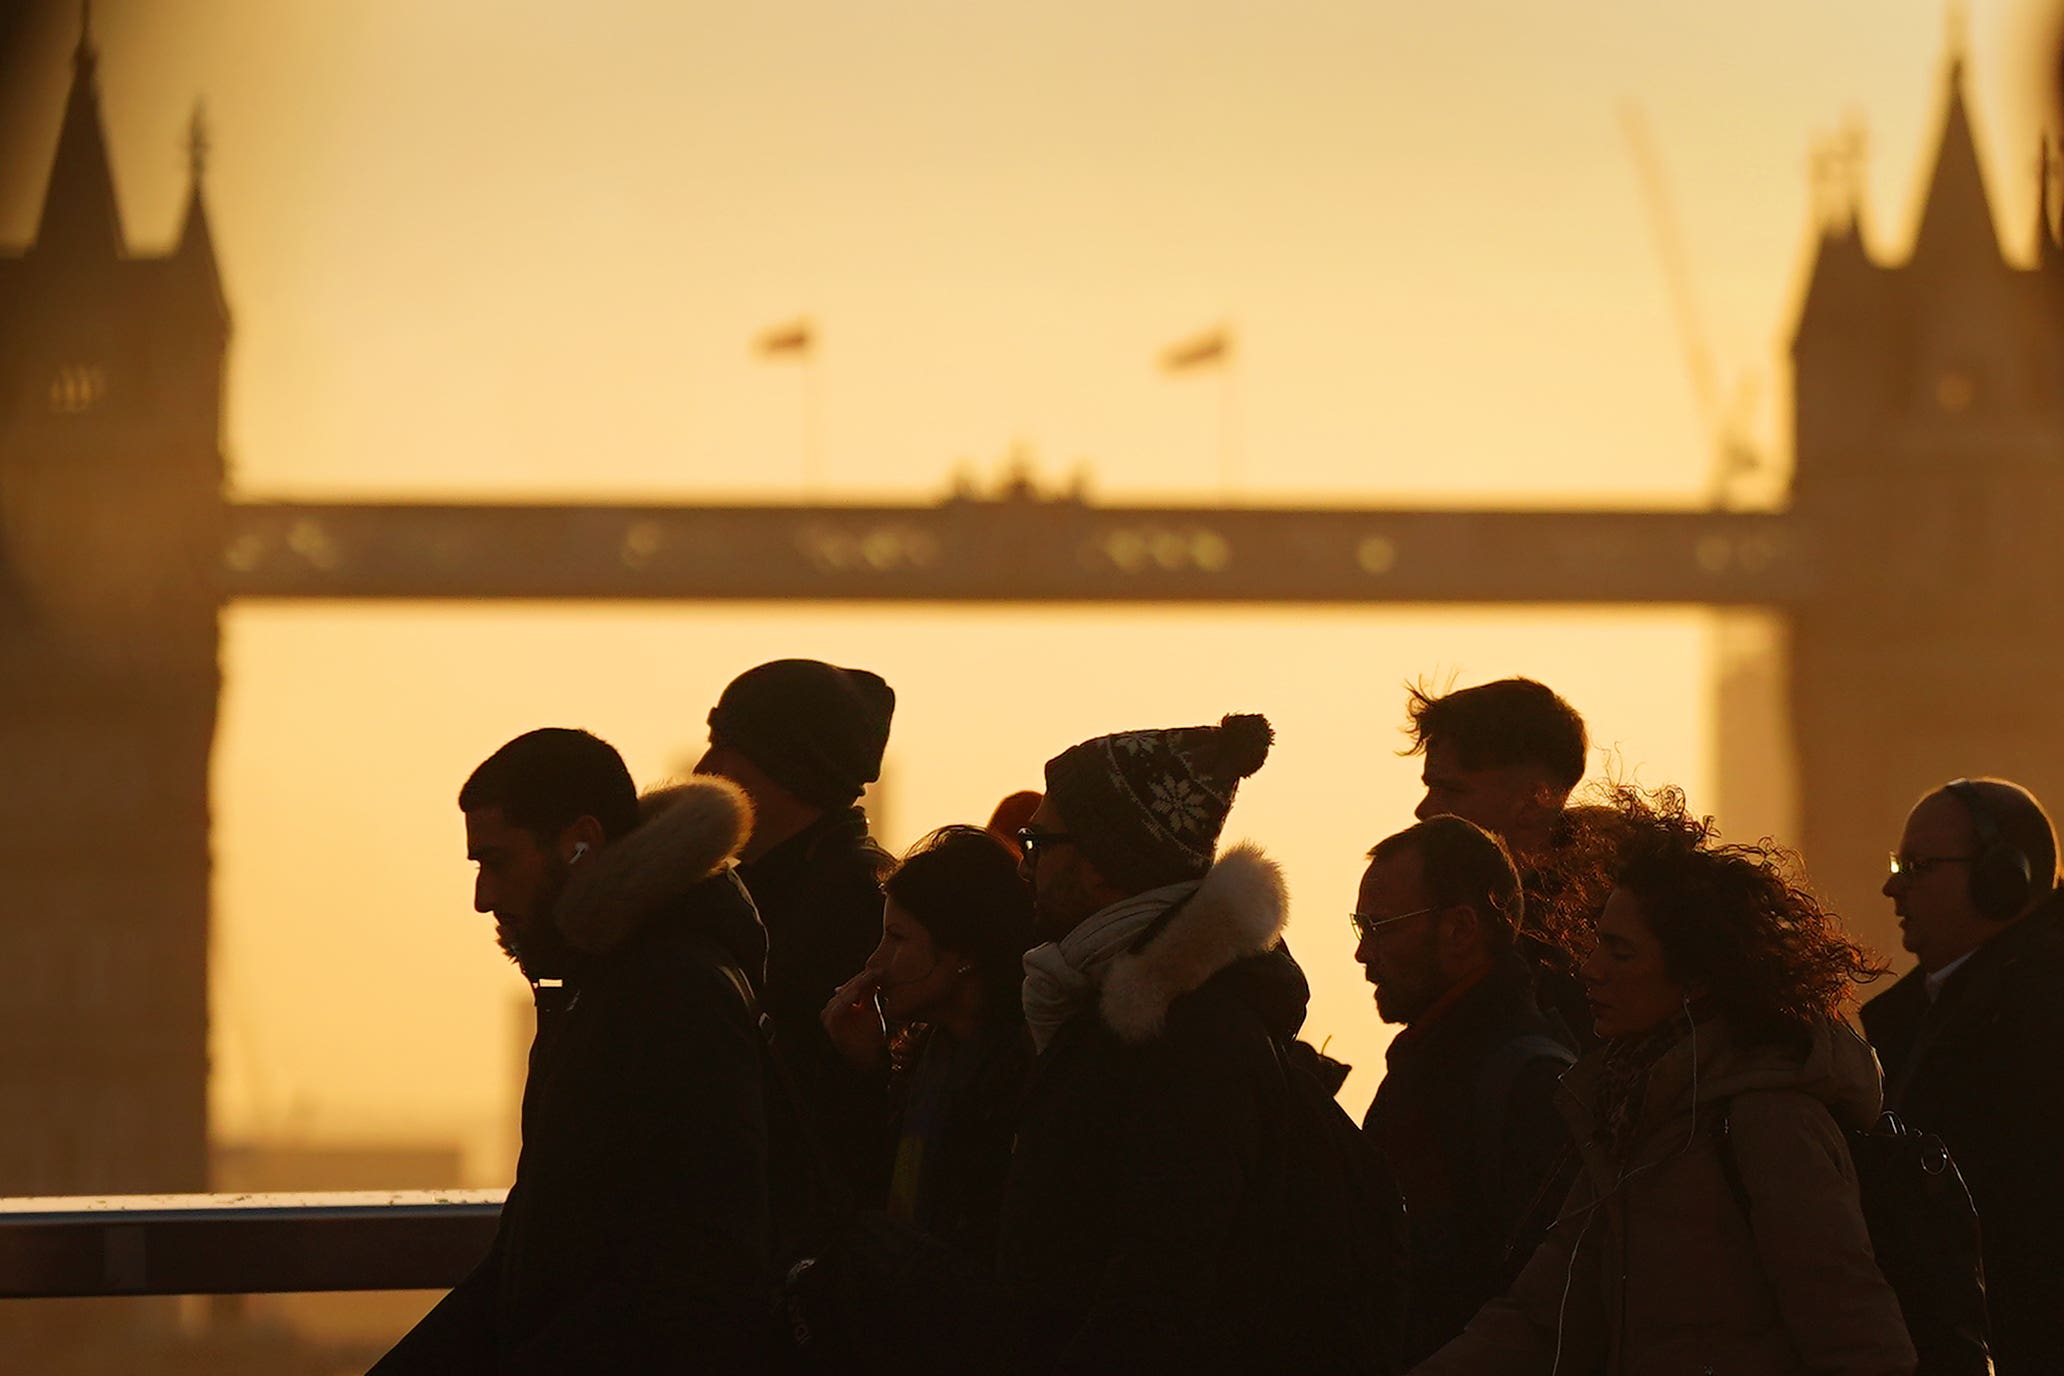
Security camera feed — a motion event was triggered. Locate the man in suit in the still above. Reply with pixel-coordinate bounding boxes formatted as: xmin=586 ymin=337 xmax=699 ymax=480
xmin=1867 ymin=777 xmax=2064 ymax=1374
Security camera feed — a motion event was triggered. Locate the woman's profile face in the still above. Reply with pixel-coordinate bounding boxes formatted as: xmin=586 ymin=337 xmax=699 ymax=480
xmin=1580 ymin=887 xmax=1692 ymax=1041
xmin=869 ymin=898 xmax=966 ymax=1024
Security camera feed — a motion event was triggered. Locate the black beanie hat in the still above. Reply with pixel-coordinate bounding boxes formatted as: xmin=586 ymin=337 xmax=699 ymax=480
xmin=707 ymin=660 xmax=895 ymax=809
xmin=1042 ymin=714 xmax=1273 ymax=893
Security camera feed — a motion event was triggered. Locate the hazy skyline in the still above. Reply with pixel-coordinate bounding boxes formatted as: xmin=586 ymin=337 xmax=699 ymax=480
xmin=2 ymin=0 xmax=2045 ymax=1177
xmin=6 ymin=0 xmax=2055 ymax=505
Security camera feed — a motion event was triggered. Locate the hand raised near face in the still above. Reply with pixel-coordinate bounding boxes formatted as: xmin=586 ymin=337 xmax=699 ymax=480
xmin=821 ymin=966 xmax=888 ymax=1073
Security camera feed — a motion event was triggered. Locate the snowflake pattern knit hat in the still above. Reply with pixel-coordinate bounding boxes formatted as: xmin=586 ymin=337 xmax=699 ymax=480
xmin=1042 ymin=714 xmax=1273 ymax=893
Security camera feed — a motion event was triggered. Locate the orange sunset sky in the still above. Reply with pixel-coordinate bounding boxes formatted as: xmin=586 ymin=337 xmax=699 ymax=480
xmin=4 ymin=0 xmax=2055 ymax=1176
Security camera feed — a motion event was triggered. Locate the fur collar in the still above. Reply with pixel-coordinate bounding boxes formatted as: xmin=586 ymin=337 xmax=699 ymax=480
xmin=553 ymin=776 xmax=753 ymax=955
xmin=1099 ymin=843 xmax=1288 ymax=1044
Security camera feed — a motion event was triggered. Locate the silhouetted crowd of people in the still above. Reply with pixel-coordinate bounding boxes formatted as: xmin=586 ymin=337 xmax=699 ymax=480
xmin=368 ymin=664 xmax=2064 ymax=1375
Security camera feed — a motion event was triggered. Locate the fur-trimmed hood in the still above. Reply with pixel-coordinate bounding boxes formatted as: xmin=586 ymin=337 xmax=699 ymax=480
xmin=1099 ymin=843 xmax=1302 ymax=1044
xmin=553 ymin=776 xmax=756 ymax=959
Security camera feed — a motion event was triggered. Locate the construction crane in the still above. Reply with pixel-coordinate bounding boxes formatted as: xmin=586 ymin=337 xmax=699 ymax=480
xmin=1619 ymin=102 xmax=1766 ymax=507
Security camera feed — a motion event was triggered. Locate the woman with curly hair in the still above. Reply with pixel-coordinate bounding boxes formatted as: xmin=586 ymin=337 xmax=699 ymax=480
xmin=1413 ymin=787 xmax=1917 ymax=1375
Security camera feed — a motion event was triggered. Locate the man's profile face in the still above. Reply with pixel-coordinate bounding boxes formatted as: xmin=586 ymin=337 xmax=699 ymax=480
xmin=1018 ymin=795 xmax=1103 ymax=941
xmin=1415 ymin=737 xmax=1550 ymax=849
xmin=1354 ymin=850 xmax=1447 ymax=1025
xmin=466 ymin=805 xmax=570 ymax=971
xmin=1883 ymin=791 xmax=1992 ymax=973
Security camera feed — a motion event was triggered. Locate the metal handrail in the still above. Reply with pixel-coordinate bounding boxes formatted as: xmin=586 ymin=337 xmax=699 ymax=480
xmin=0 ymin=1190 xmax=503 ymax=1298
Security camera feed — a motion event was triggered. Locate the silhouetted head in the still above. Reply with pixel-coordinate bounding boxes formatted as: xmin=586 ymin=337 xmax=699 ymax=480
xmin=697 ymin=659 xmax=894 ymax=853
xmin=1026 ymin=714 xmax=1272 ymax=937
xmin=871 ymin=825 xmax=1036 ymax=1027
xmin=1404 ymin=677 xmax=1586 ymax=860
xmin=1884 ymin=778 xmax=2060 ymax=973
xmin=985 ymin=789 xmax=1043 ymax=855
xmin=1584 ymin=786 xmax=1882 ymax=1047
xmin=1355 ymin=816 xmax=1522 ymax=1025
xmin=460 ymin=727 xmax=638 ymax=979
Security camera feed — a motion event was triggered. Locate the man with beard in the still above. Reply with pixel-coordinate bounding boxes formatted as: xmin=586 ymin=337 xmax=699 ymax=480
xmin=998 ymin=714 xmax=1386 ymax=1374
xmin=371 ymin=728 xmax=773 ymax=1374
xmin=1868 ymin=777 xmax=2064 ymax=1374
xmin=1355 ymin=815 xmax=1575 ymax=1364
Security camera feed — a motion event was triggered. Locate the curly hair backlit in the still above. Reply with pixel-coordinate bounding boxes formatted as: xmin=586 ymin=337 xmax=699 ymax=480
xmin=1605 ymin=786 xmax=1886 ymax=1049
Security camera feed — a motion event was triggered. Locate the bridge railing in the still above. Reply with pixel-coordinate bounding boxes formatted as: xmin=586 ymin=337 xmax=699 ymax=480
xmin=0 ymin=1191 xmax=502 ymax=1299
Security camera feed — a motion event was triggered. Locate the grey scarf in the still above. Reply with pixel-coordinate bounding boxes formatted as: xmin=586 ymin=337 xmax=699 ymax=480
xmin=1021 ymin=880 xmax=1201 ymax=1053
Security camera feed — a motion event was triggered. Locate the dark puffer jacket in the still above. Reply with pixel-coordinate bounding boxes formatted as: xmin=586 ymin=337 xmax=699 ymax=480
xmin=370 ymin=779 xmax=773 ymax=1375
xmin=1863 ymin=893 xmax=2064 ymax=1375
xmin=998 ymin=845 xmax=1371 ymax=1375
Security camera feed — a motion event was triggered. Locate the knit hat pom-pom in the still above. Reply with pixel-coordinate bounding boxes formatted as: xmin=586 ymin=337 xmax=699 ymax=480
xmin=1217 ymin=713 xmax=1274 ymax=779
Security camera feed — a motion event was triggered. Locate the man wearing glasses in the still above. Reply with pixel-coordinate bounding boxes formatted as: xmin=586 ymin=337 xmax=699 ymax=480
xmin=1354 ymin=815 xmax=1576 ymax=1365
xmin=1866 ymin=778 xmax=2064 ymax=1374
xmin=997 ymin=713 xmax=1384 ymax=1373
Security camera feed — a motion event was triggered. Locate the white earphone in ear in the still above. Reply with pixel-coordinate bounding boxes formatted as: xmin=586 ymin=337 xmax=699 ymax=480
xmin=570 ymin=842 xmax=591 ymax=864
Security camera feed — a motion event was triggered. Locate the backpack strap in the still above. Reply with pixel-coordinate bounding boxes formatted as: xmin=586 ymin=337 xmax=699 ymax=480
xmin=1470 ymin=1032 xmax=1578 ymax=1178
xmin=698 ymin=944 xmax=855 ymax=1217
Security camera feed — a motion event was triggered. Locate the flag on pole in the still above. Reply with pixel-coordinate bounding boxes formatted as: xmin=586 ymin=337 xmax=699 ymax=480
xmin=755 ymin=318 xmax=814 ymax=358
xmin=1159 ymin=325 xmax=1232 ymax=373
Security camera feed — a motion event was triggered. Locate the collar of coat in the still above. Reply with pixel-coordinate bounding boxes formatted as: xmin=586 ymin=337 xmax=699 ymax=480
xmin=551 ymin=776 xmax=754 ymax=957
xmin=1865 ymin=888 xmax=2064 ymax=1029
xmin=1557 ymin=1015 xmax=1883 ymax=1154
xmin=1097 ymin=842 xmax=1287 ymax=1045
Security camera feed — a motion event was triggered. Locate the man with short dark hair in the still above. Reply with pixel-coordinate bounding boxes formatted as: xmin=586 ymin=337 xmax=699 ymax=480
xmin=1406 ymin=678 xmax=1586 ymax=858
xmin=1867 ymin=777 xmax=2064 ymax=1374
xmin=695 ymin=659 xmax=897 ymax=1192
xmin=1355 ymin=816 xmax=1575 ymax=1364
xmin=372 ymin=728 xmax=773 ymax=1373
xmin=1403 ymin=677 xmax=1601 ymax=1044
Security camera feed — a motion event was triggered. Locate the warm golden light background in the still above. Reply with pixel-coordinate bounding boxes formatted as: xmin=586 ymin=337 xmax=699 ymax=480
xmin=6 ymin=0 xmax=2055 ymax=1181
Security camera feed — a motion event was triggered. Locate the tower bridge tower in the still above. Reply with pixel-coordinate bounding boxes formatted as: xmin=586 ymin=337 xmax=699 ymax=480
xmin=0 ymin=23 xmax=225 ymax=1194
xmin=1789 ymin=47 xmax=2064 ymax=944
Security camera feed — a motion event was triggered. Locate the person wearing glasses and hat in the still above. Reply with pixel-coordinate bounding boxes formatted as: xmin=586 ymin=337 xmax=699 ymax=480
xmin=1354 ymin=815 xmax=1578 ymax=1364
xmin=997 ymin=713 xmax=1390 ymax=1374
xmin=1867 ymin=777 xmax=2064 ymax=1374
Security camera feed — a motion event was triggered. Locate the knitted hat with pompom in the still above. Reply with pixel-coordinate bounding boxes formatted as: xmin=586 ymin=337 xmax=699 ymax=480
xmin=1042 ymin=714 xmax=1273 ymax=893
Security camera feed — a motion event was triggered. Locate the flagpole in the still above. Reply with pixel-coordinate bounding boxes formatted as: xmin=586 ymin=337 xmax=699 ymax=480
xmin=1219 ymin=337 xmax=1240 ymax=494
xmin=802 ymin=351 xmax=821 ymax=494
xmin=1158 ymin=322 xmax=1237 ymax=492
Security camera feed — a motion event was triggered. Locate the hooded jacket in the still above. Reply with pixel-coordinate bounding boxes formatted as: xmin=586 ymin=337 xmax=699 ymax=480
xmin=1862 ymin=892 xmax=2064 ymax=1374
xmin=371 ymin=778 xmax=773 ymax=1375
xmin=1413 ymin=1017 xmax=1915 ymax=1376
xmin=997 ymin=844 xmax=1331 ymax=1375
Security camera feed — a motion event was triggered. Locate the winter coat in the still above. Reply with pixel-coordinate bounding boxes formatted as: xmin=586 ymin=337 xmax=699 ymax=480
xmin=1413 ymin=1017 xmax=1916 ymax=1376
xmin=1363 ymin=956 xmax=1576 ymax=1363
xmin=736 ymin=805 xmax=896 ymax=1197
xmin=1862 ymin=893 xmax=2064 ymax=1375
xmin=369 ymin=779 xmax=773 ymax=1376
xmin=997 ymin=845 xmax=1349 ymax=1375
xmin=879 ymin=1019 xmax=1033 ymax=1262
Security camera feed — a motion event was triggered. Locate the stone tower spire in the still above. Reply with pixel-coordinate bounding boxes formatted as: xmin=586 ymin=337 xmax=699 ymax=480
xmin=33 ymin=0 xmax=124 ymax=259
xmin=1908 ymin=38 xmax=2002 ymax=269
